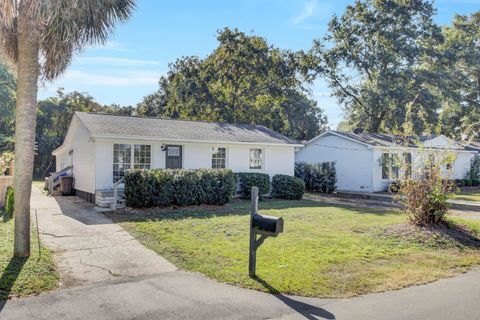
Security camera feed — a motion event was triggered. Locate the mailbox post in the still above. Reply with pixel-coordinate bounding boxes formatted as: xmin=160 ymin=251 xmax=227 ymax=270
xmin=249 ymin=186 xmax=283 ymax=277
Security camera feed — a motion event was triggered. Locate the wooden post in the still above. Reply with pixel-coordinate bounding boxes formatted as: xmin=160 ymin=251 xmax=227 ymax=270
xmin=249 ymin=186 xmax=259 ymax=277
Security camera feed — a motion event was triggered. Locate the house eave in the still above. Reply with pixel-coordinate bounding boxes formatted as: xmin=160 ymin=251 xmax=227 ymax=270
xmin=91 ymin=134 xmax=304 ymax=147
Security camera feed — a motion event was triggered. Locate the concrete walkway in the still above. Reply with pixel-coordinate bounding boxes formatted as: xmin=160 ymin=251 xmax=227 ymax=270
xmin=29 ymin=187 xmax=176 ymax=287
xmin=1 ymin=268 xmax=479 ymax=320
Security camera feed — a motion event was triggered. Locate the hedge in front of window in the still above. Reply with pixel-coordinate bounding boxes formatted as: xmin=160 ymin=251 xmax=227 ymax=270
xmin=125 ymin=169 xmax=236 ymax=208
xmin=271 ymin=175 xmax=305 ymax=200
xmin=235 ymin=172 xmax=270 ymax=199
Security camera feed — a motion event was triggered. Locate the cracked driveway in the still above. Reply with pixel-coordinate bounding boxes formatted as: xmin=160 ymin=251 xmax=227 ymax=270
xmin=30 ymin=187 xmax=176 ymax=287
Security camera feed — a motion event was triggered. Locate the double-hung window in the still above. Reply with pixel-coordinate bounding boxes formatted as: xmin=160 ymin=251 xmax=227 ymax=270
xmin=381 ymin=153 xmax=399 ymax=180
xmin=212 ymin=147 xmax=226 ymax=169
xmin=249 ymin=148 xmax=263 ymax=170
xmin=113 ymin=144 xmax=151 ymax=182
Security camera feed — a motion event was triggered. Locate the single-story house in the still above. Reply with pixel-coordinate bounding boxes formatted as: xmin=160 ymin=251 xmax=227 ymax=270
xmin=466 ymin=141 xmax=480 ymax=154
xmin=52 ymin=112 xmax=302 ymax=206
xmin=295 ymin=130 xmax=477 ymax=193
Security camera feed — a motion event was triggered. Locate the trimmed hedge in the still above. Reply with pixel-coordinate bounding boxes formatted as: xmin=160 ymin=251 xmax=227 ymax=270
xmin=235 ymin=172 xmax=270 ymax=199
xmin=464 ymin=179 xmax=473 ymax=187
xmin=271 ymin=175 xmax=305 ymax=200
xmin=472 ymin=179 xmax=480 ymax=187
xmin=294 ymin=161 xmax=337 ymax=194
xmin=4 ymin=186 xmax=14 ymax=218
xmin=125 ymin=169 xmax=236 ymax=208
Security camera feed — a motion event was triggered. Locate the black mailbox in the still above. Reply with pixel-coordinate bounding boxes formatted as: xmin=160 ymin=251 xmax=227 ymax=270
xmin=252 ymin=214 xmax=284 ymax=236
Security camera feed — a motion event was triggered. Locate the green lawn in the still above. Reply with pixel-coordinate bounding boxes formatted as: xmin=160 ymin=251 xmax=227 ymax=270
xmin=454 ymin=192 xmax=480 ymax=202
xmin=110 ymin=199 xmax=480 ymax=298
xmin=0 ymin=212 xmax=58 ymax=300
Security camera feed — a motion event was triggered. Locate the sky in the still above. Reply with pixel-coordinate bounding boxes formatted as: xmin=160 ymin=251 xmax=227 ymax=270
xmin=38 ymin=0 xmax=480 ymax=128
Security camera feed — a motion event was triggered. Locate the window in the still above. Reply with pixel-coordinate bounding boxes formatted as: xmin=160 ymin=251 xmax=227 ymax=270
xmin=249 ymin=148 xmax=263 ymax=169
xmin=404 ymin=152 xmax=412 ymax=178
xmin=113 ymin=144 xmax=151 ymax=182
xmin=381 ymin=153 xmax=399 ymax=180
xmin=113 ymin=144 xmax=131 ymax=183
xmin=212 ymin=147 xmax=226 ymax=169
xmin=134 ymin=144 xmax=151 ymax=169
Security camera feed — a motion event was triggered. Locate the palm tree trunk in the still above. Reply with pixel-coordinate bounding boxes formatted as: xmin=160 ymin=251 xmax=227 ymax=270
xmin=13 ymin=17 xmax=40 ymax=258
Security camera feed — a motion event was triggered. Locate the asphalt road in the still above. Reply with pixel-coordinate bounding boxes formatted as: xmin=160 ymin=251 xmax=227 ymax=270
xmin=1 ymin=269 xmax=479 ymax=320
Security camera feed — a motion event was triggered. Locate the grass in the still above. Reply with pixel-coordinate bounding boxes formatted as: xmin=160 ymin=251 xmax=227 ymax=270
xmin=0 ymin=211 xmax=58 ymax=300
xmin=109 ymin=199 xmax=480 ymax=298
xmin=454 ymin=192 xmax=480 ymax=202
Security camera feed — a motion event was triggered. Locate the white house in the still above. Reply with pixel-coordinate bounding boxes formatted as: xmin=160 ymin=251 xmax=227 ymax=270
xmin=295 ymin=130 xmax=477 ymax=193
xmin=52 ymin=112 xmax=303 ymax=206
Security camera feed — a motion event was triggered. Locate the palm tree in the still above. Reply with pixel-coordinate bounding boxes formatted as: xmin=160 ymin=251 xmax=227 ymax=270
xmin=0 ymin=0 xmax=135 ymax=257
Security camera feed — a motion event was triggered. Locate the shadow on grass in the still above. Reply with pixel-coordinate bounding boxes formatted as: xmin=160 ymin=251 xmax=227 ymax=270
xmin=0 ymin=256 xmax=27 ymax=311
xmin=254 ymin=276 xmax=336 ymax=320
xmin=437 ymin=222 xmax=480 ymax=248
xmin=108 ymin=198 xmax=397 ymax=223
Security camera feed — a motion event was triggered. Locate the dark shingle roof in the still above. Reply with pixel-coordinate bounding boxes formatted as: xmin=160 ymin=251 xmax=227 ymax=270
xmin=329 ymin=130 xmax=437 ymax=147
xmin=466 ymin=142 xmax=480 ymax=152
xmin=75 ymin=112 xmax=300 ymax=145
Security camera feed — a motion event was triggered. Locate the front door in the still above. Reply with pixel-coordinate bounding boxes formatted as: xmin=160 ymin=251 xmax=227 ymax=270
xmin=166 ymin=145 xmax=182 ymax=169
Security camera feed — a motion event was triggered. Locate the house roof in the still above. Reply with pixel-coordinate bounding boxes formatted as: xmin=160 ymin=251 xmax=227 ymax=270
xmin=466 ymin=141 xmax=480 ymax=152
xmin=74 ymin=112 xmax=301 ymax=146
xmin=319 ymin=130 xmax=473 ymax=151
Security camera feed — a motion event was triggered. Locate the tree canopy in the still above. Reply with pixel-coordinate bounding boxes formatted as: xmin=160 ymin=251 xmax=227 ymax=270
xmin=306 ymin=0 xmax=445 ymax=135
xmin=137 ymin=28 xmax=328 ymax=140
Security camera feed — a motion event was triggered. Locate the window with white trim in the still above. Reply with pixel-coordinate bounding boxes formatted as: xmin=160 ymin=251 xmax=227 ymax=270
xmin=249 ymin=148 xmax=263 ymax=170
xmin=212 ymin=147 xmax=226 ymax=169
xmin=113 ymin=144 xmax=151 ymax=182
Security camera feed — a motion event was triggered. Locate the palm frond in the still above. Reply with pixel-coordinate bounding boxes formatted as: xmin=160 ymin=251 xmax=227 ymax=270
xmin=0 ymin=0 xmax=18 ymax=66
xmin=41 ymin=0 xmax=135 ymax=80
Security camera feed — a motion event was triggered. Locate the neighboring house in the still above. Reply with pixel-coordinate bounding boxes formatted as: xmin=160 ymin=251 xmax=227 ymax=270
xmin=295 ymin=130 xmax=477 ymax=193
xmin=466 ymin=141 xmax=480 ymax=154
xmin=52 ymin=112 xmax=302 ymax=206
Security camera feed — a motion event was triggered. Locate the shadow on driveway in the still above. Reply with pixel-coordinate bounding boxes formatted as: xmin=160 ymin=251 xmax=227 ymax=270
xmin=255 ymin=276 xmax=336 ymax=320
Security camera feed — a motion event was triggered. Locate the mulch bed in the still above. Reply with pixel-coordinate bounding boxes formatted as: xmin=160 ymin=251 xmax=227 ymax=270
xmin=375 ymin=222 xmax=480 ymax=249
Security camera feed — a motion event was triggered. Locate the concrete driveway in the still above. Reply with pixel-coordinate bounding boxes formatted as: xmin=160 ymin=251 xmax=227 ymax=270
xmin=29 ymin=187 xmax=176 ymax=287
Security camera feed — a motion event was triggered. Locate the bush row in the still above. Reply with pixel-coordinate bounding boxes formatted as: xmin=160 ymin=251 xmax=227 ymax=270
xmin=125 ymin=169 xmax=236 ymax=208
xmin=294 ymin=161 xmax=337 ymax=194
xmin=389 ymin=178 xmax=480 ymax=193
xmin=125 ymin=170 xmax=307 ymax=208
xmin=456 ymin=178 xmax=480 ymax=187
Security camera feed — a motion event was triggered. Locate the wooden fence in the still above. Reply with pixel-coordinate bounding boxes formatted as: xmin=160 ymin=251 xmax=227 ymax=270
xmin=0 ymin=176 xmax=13 ymax=207
xmin=0 ymin=160 xmax=14 ymax=207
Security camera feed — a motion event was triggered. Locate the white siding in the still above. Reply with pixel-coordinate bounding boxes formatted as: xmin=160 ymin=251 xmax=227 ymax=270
xmin=94 ymin=138 xmax=296 ymax=190
xmin=53 ymin=116 xmax=95 ymax=193
xmin=71 ymin=122 xmax=95 ymax=193
xmin=295 ymin=134 xmax=374 ymax=192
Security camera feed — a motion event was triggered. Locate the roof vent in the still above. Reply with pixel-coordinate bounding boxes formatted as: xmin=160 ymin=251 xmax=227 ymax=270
xmin=353 ymin=127 xmax=364 ymax=134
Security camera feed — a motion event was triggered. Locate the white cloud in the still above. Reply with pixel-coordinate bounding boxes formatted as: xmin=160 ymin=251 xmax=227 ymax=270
xmin=75 ymin=56 xmax=161 ymax=66
xmin=86 ymin=40 xmax=131 ymax=52
xmin=48 ymin=69 xmax=161 ymax=87
xmin=291 ymin=0 xmax=318 ymax=24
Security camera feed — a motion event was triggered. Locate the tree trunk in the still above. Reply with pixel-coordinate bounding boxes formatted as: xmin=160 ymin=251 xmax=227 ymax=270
xmin=13 ymin=16 xmax=40 ymax=258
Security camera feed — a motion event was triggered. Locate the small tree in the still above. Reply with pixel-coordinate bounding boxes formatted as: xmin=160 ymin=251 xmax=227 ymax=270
xmin=392 ymin=144 xmax=457 ymax=225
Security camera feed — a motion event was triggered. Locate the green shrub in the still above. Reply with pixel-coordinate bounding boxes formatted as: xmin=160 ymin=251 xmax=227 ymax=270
xmin=125 ymin=169 xmax=236 ymax=208
xmin=388 ymin=180 xmax=402 ymax=193
xmin=294 ymin=161 xmax=337 ymax=194
xmin=271 ymin=175 xmax=305 ymax=200
xmin=472 ymin=179 xmax=480 ymax=187
xmin=235 ymin=172 xmax=270 ymax=199
xmin=455 ymin=179 xmax=465 ymax=187
xmin=4 ymin=186 xmax=14 ymax=218
xmin=464 ymin=179 xmax=473 ymax=187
